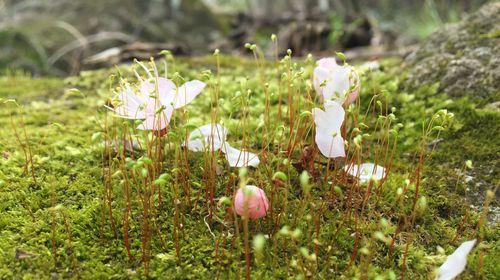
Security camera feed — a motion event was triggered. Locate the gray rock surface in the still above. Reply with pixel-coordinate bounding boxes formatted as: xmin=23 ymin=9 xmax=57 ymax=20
xmin=405 ymin=3 xmax=500 ymax=104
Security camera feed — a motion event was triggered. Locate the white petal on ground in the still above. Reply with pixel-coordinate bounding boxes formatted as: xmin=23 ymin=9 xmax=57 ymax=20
xmin=359 ymin=60 xmax=380 ymax=72
xmin=344 ymin=163 xmax=386 ymax=183
xmin=222 ymin=143 xmax=260 ymax=167
xmin=436 ymin=239 xmax=477 ymax=280
xmin=172 ymin=80 xmax=206 ymax=109
xmin=185 ymin=124 xmax=228 ymax=152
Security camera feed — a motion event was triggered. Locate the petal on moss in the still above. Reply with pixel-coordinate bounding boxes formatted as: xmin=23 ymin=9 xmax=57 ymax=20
xmin=222 ymin=143 xmax=260 ymax=167
xmin=185 ymin=123 xmax=228 ymax=152
xmin=436 ymin=239 xmax=476 ymax=280
xmin=344 ymin=163 xmax=386 ymax=183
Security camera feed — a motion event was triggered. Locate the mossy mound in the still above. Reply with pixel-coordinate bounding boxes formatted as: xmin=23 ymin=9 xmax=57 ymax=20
xmin=0 ymin=56 xmax=498 ymax=278
xmin=405 ymin=2 xmax=500 ymax=105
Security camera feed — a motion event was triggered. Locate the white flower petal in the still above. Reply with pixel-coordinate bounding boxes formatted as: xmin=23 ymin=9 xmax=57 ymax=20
xmin=136 ymin=104 xmax=173 ymax=131
xmin=317 ymin=57 xmax=338 ymax=69
xmin=140 ymin=77 xmax=176 ymax=97
xmin=222 ymin=143 xmax=260 ymax=167
xmin=313 ymin=67 xmax=330 ymax=100
xmin=436 ymin=239 xmax=476 ymax=280
xmin=185 ymin=123 xmax=228 ymax=152
xmin=315 ymin=130 xmax=345 ymax=158
xmin=313 ymin=102 xmax=344 ymax=134
xmin=172 ymin=80 xmax=206 ymax=109
xmin=312 ymin=107 xmax=329 ymax=129
xmin=113 ymin=86 xmax=147 ymax=119
xmin=313 ymin=57 xmax=356 ymax=104
xmin=344 ymin=163 xmax=386 ymax=183
xmin=323 ymin=101 xmax=345 ymax=133
xmin=327 ymin=64 xmax=351 ymax=101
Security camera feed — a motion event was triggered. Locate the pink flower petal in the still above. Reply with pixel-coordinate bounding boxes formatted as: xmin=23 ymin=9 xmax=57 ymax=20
xmin=112 ymin=86 xmax=147 ymax=119
xmin=346 ymin=70 xmax=360 ymax=104
xmin=140 ymin=77 xmax=176 ymax=97
xmin=172 ymin=80 xmax=206 ymax=109
xmin=314 ymin=57 xmax=358 ymax=104
xmin=313 ymin=67 xmax=330 ymax=100
xmin=327 ymin=65 xmax=351 ymax=102
xmin=234 ymin=185 xmax=269 ymax=220
xmin=136 ymin=101 xmax=173 ymax=131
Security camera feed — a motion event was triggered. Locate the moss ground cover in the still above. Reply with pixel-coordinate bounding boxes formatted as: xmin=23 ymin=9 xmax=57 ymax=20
xmin=0 ymin=55 xmax=498 ymax=279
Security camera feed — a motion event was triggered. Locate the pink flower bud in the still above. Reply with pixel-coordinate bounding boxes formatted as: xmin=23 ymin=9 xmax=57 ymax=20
xmin=234 ymin=185 xmax=269 ymax=220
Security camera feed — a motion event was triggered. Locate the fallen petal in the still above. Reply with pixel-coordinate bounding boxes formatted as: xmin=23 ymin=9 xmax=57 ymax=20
xmin=344 ymin=163 xmax=386 ymax=183
xmin=185 ymin=123 xmax=228 ymax=152
xmin=222 ymin=143 xmax=260 ymax=167
xmin=436 ymin=239 xmax=477 ymax=280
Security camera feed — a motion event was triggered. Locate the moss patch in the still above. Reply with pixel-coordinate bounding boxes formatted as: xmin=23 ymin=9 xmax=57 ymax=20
xmin=0 ymin=56 xmax=498 ymax=279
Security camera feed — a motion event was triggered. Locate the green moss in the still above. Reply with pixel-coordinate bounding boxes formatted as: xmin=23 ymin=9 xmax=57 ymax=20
xmin=0 ymin=56 xmax=497 ymax=279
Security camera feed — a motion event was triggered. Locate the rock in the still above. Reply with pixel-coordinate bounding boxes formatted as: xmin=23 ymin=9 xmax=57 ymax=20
xmin=83 ymin=42 xmax=190 ymax=68
xmin=277 ymin=21 xmax=331 ymax=55
xmin=405 ymin=3 xmax=500 ymax=104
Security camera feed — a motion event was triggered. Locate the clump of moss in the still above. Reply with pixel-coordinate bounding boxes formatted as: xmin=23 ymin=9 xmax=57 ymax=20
xmin=0 ymin=55 xmax=497 ymax=279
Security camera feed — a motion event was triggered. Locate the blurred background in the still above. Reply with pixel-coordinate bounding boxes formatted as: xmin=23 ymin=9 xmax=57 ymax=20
xmin=0 ymin=0 xmax=489 ymax=76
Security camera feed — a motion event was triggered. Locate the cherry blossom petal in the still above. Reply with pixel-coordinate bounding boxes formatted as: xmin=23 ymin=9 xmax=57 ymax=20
xmin=314 ymin=57 xmax=358 ymax=104
xmin=317 ymin=57 xmax=338 ymax=69
xmin=234 ymin=185 xmax=269 ymax=220
xmin=112 ymin=86 xmax=147 ymax=119
xmin=222 ymin=143 xmax=260 ymax=167
xmin=313 ymin=102 xmax=345 ymax=135
xmin=328 ymin=65 xmax=351 ymax=102
xmin=313 ymin=67 xmax=330 ymax=99
xmin=140 ymin=77 xmax=176 ymax=97
xmin=344 ymin=163 xmax=386 ymax=183
xmin=315 ymin=129 xmax=345 ymax=158
xmin=185 ymin=124 xmax=228 ymax=152
xmin=312 ymin=107 xmax=329 ymax=129
xmin=346 ymin=70 xmax=360 ymax=104
xmin=323 ymin=101 xmax=345 ymax=132
xmin=136 ymin=102 xmax=173 ymax=131
xmin=437 ymin=239 xmax=476 ymax=280
xmin=172 ymin=80 xmax=206 ymax=109
xmin=140 ymin=78 xmax=178 ymax=109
